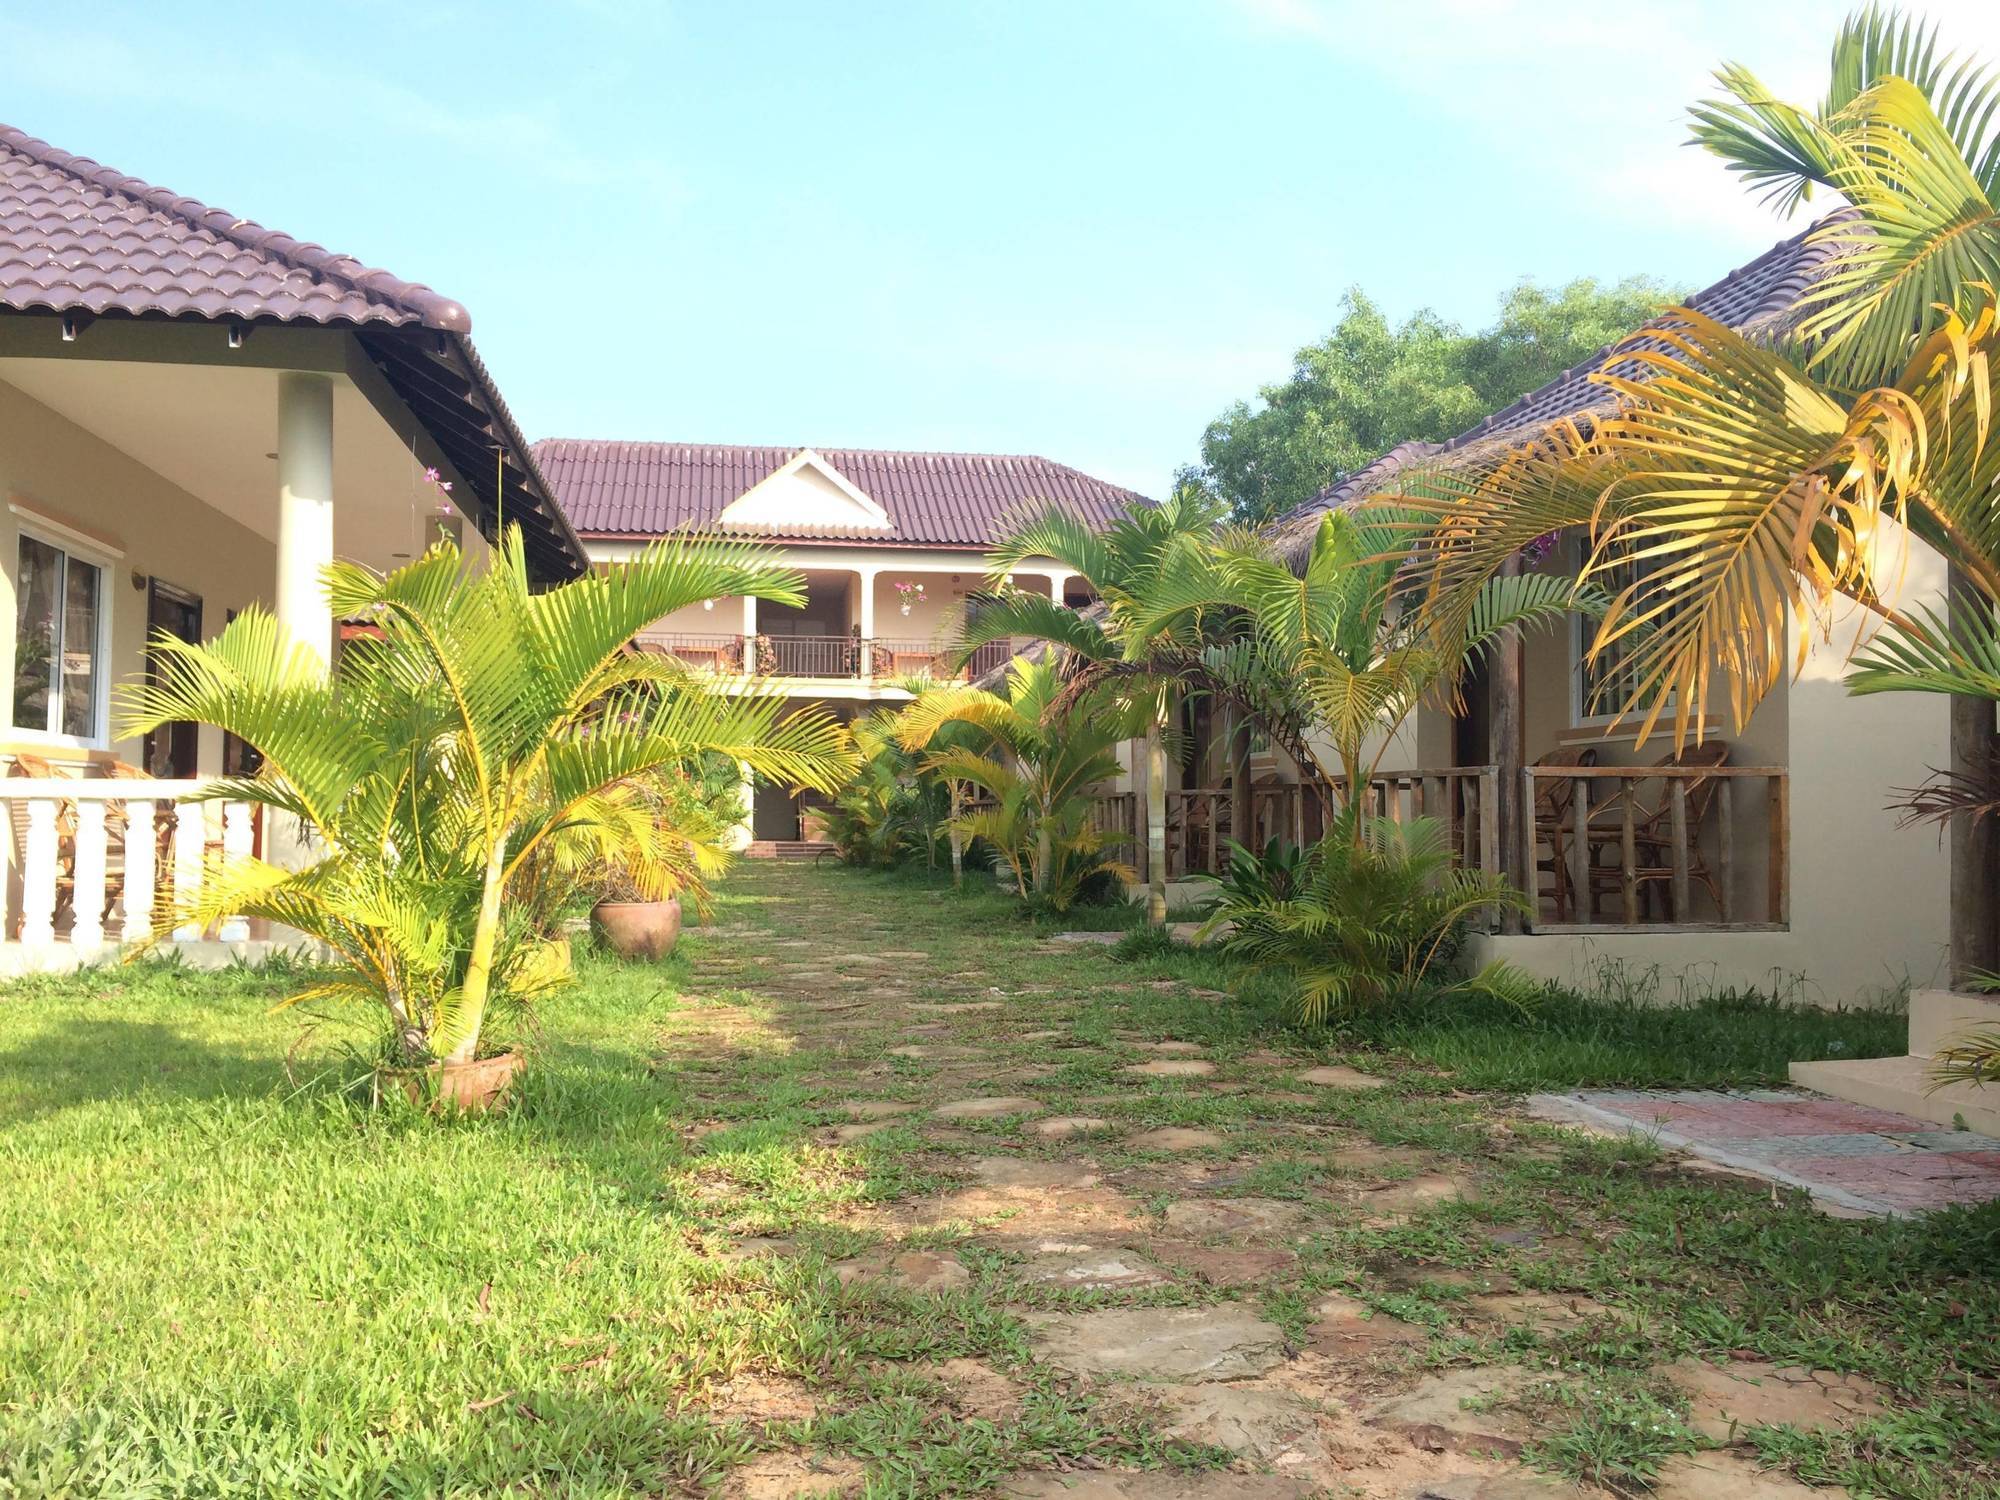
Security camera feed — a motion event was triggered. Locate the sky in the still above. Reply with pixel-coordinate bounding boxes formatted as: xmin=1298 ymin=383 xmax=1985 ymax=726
xmin=8 ymin=0 xmax=2000 ymax=498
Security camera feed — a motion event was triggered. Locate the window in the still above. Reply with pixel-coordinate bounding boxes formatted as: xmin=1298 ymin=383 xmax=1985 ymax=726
xmin=1572 ymin=536 xmax=1671 ymax=724
xmin=13 ymin=533 xmax=104 ymax=741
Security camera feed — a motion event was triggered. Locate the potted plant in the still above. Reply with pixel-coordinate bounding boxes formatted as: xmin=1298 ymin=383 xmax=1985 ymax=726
xmin=591 ymin=865 xmax=685 ymax=959
xmin=894 ymin=580 xmax=925 ymax=616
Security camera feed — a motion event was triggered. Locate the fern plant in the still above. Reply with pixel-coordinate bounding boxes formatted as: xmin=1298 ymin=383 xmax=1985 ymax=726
xmin=1202 ymin=806 xmax=1535 ymax=1023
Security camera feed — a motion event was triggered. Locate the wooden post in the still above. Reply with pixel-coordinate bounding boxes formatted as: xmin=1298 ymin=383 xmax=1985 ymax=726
xmin=1490 ymin=557 xmax=1525 ymax=931
xmin=1769 ymin=775 xmax=1789 ymax=926
xmin=1949 ymin=566 xmax=2000 ymax=986
xmin=1570 ymin=775 xmax=1589 ymax=922
xmin=1669 ymin=779 xmax=1691 ymax=922
xmin=1620 ymin=785 xmax=1638 ymax=924
xmin=1716 ymin=777 xmax=1734 ymax=925
xmin=1227 ymin=706 xmax=1254 ymax=863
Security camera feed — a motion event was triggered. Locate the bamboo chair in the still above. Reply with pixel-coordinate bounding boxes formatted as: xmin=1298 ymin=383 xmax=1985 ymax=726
xmin=1529 ymin=746 xmax=1598 ymax=922
xmin=1584 ymin=741 xmax=1731 ymax=922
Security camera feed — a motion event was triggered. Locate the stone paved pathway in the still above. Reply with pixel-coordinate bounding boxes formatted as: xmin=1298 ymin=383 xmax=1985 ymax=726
xmin=671 ymin=865 xmax=1968 ymax=1498
xmin=1532 ymin=1088 xmax=2000 ymax=1216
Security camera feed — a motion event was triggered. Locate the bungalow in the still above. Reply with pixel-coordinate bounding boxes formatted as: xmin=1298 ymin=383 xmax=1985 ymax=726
xmin=1168 ymin=219 xmax=1959 ymax=1025
xmin=0 ymin=124 xmax=586 ymax=967
xmin=534 ymin=439 xmax=1136 ymax=847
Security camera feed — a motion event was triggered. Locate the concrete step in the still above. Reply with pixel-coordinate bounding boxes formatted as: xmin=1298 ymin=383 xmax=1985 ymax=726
xmin=1790 ymin=1054 xmax=2000 ymax=1137
xmin=1910 ymin=988 xmax=2000 ymax=1059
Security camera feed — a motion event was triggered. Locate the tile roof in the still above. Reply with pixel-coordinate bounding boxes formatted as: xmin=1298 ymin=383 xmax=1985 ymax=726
xmin=1270 ymin=213 xmax=1850 ymax=553
xmin=535 ymin=441 xmax=1151 ymax=548
xmin=0 ymin=125 xmax=470 ymax=330
xmin=0 ymin=124 xmax=588 ymax=580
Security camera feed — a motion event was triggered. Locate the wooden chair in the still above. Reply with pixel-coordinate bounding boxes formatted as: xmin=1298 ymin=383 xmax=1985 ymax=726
xmin=1585 ymin=741 xmax=1731 ymax=922
xmin=1529 ymin=746 xmax=1598 ymax=922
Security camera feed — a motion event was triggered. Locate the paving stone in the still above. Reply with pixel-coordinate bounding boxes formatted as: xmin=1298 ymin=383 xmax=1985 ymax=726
xmin=1658 ymin=1358 xmax=1886 ymax=1441
xmin=1025 ymin=1115 xmax=1110 ymax=1138
xmin=1121 ymin=1059 xmax=1218 ymax=1079
xmin=1162 ymin=1197 xmax=1306 ymax=1239
xmin=1651 ymin=1451 xmax=1852 ymax=1499
xmin=973 ymin=1156 xmax=1102 ymax=1191
xmin=1139 ymin=1041 xmax=1206 ymax=1055
xmin=828 ymin=1122 xmax=893 ymax=1143
xmin=833 ymin=1248 xmax=970 ymax=1293
xmin=1465 ymin=1291 xmax=1621 ymax=1332
xmin=1157 ymin=1244 xmax=1299 ymax=1287
xmin=1049 ymin=930 xmax=1123 ymax=945
xmin=1360 ymin=1174 xmax=1474 ymax=1216
xmin=1019 ymin=1248 xmax=1170 ymax=1290
xmin=1151 ymin=1382 xmax=1329 ymax=1467
xmin=1019 ymin=1029 xmax=1065 ymax=1042
xmin=934 ymin=1096 xmax=1043 ymax=1119
xmin=1410 ymin=1474 xmax=1598 ymax=1499
xmin=722 ymin=1236 xmax=797 ymax=1263
xmin=1297 ymin=1064 xmax=1388 ymax=1089
xmin=1007 ymin=1474 xmax=1311 ymax=1499
xmin=909 ymin=1001 xmax=1002 ymax=1015
xmin=725 ymin=1449 xmax=866 ymax=1497
xmin=1026 ymin=1304 xmax=1287 ymax=1381
xmin=889 ymin=1044 xmax=979 ymax=1060
xmin=1126 ymin=1127 xmax=1223 ymax=1152
xmin=1307 ymin=1293 xmax=1427 ymax=1357
xmin=920 ymin=1356 xmax=1023 ymax=1422
xmin=838 ymin=1100 xmax=920 ymax=1120
xmin=876 ymin=950 xmax=932 ymax=960
xmin=1361 ymin=1366 xmax=1542 ymax=1454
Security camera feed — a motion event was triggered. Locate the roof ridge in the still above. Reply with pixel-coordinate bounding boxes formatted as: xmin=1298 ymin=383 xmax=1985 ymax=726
xmin=530 ymin=436 xmax=1096 ymax=466
xmin=0 ymin=123 xmax=471 ymax=332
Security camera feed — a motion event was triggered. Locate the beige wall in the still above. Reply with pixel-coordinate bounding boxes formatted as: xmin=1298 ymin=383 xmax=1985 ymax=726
xmin=0 ymin=375 xmax=276 ymax=775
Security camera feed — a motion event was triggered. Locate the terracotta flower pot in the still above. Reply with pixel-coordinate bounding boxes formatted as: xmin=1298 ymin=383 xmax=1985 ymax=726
xmin=593 ymin=897 xmax=682 ymax=959
xmin=393 ymin=1050 xmax=524 ymax=1112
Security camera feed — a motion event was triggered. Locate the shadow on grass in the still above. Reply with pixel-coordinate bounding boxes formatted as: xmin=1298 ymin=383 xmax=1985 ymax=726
xmin=0 ymin=1013 xmax=281 ymax=1125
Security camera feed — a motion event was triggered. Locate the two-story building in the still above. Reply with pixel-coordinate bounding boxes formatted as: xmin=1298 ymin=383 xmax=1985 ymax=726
xmin=534 ymin=439 xmax=1141 ymax=847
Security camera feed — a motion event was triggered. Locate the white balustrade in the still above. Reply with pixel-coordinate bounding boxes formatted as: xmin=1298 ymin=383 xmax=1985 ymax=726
xmin=0 ymin=779 xmax=261 ymax=953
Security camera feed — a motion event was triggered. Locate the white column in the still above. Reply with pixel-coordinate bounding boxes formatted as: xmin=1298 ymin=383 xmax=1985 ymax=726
xmin=122 ymin=800 xmax=156 ymax=944
xmin=1048 ymin=569 xmax=1073 ymax=603
xmin=20 ymin=798 xmax=57 ymax=945
xmin=857 ymin=568 xmax=877 ymax=679
xmin=732 ymin=758 xmax=755 ymax=851
xmin=741 ymin=594 xmax=758 ymax=675
xmin=71 ymin=801 xmax=107 ymax=949
xmin=172 ymin=803 xmax=206 ymax=941
xmin=277 ymin=372 xmax=336 ymax=669
xmin=219 ymin=803 xmax=254 ymax=942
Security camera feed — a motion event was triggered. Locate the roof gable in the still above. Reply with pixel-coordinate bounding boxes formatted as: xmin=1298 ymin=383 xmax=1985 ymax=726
xmin=715 ymin=449 xmax=893 ymax=536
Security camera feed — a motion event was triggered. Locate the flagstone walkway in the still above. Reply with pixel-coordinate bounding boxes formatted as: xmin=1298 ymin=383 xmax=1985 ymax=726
xmin=669 ymin=863 xmax=1980 ymax=1499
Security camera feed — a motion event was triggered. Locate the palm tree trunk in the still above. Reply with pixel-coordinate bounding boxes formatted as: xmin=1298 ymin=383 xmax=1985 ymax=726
xmin=1035 ymin=818 xmax=1053 ymax=895
xmin=1145 ymin=710 xmax=1168 ymax=925
xmin=446 ymin=840 xmax=509 ymax=1066
xmin=949 ymin=781 xmax=964 ymax=891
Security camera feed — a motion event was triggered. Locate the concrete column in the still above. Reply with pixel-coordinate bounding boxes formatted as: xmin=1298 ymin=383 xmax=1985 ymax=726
xmin=857 ymin=568 xmax=877 ymax=678
xmin=1490 ymin=554 xmax=1525 ymax=933
xmin=732 ymin=759 xmax=755 ymax=851
xmin=741 ymin=594 xmax=758 ymax=675
xmin=276 ymin=372 xmax=336 ymax=669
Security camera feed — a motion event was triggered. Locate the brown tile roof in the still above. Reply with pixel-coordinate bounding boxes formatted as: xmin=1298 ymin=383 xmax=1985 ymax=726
xmin=0 ymin=124 xmax=587 ymax=580
xmin=0 ymin=125 xmax=468 ymax=330
xmin=1268 ymin=214 xmax=1851 ymax=560
xmin=535 ymin=441 xmax=1151 ymax=547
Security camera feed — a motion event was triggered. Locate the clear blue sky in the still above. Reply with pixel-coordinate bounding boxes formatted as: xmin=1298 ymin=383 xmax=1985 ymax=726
xmin=8 ymin=0 xmax=1997 ymax=496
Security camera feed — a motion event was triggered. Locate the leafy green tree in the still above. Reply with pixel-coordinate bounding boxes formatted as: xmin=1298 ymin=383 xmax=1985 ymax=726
xmin=1194 ymin=278 xmax=1679 ymax=526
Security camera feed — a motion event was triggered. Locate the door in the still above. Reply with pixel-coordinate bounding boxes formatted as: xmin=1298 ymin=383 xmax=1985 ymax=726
xmin=142 ymin=580 xmax=202 ymax=778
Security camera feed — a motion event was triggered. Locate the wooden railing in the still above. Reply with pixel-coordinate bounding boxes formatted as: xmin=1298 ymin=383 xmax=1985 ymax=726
xmin=0 ymin=780 xmax=258 ymax=948
xmin=1088 ymin=791 xmax=1138 ymax=845
xmin=1160 ymin=768 xmax=1500 ymax=880
xmin=635 ymin=632 xmax=1029 ymax=684
xmin=1523 ymin=764 xmax=1788 ymax=932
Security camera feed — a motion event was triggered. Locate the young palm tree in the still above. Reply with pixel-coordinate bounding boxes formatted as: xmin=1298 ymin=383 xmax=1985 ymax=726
xmin=952 ymin=486 xmax=1228 ymax=922
xmin=120 ymin=532 xmax=855 ymax=1068
xmin=894 ymin=659 xmax=1144 ymax=902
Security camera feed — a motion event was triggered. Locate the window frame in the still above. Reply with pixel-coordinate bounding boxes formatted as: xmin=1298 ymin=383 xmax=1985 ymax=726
xmin=10 ymin=518 xmax=115 ymax=751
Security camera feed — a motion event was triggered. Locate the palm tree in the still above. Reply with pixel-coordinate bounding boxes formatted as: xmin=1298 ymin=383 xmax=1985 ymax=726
xmin=953 ymin=486 xmax=1228 ymax=922
xmin=1135 ymin=507 xmax=1584 ymax=839
xmin=1398 ymin=7 xmax=2000 ymax=745
xmin=893 ymin=658 xmax=1144 ymax=902
xmin=119 ymin=532 xmax=855 ymax=1069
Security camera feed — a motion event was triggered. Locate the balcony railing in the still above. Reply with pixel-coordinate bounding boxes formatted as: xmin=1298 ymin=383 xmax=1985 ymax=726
xmin=634 ymin=632 xmax=1027 ymax=684
xmin=0 ymin=779 xmax=260 ymax=948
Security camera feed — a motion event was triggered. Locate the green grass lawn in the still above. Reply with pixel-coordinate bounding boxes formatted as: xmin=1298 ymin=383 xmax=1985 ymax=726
xmin=0 ymin=867 xmax=1989 ymax=1498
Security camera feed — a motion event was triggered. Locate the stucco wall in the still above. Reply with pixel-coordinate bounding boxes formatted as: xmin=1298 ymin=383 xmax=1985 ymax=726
xmin=0 ymin=375 xmax=276 ymax=775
